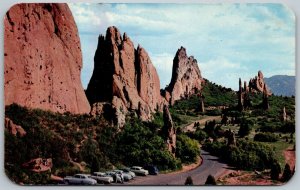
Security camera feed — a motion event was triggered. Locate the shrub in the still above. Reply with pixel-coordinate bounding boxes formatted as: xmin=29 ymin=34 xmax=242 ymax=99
xmin=186 ymin=129 xmax=207 ymax=142
xmin=238 ymin=119 xmax=251 ymax=137
xmin=185 ymin=176 xmax=193 ymax=185
xmin=116 ymin=118 xmax=179 ymax=171
xmin=203 ymin=140 xmax=276 ymax=170
xmin=254 ymin=133 xmax=278 ymax=142
xmin=205 ymin=175 xmax=217 ymax=185
xmin=176 ymin=134 xmax=200 ymax=164
xmin=270 ymin=160 xmax=281 ymax=180
xmin=282 ymin=163 xmax=292 ymax=182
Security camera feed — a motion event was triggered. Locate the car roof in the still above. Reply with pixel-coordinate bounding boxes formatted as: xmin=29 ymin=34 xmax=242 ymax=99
xmin=93 ymin=172 xmax=105 ymax=175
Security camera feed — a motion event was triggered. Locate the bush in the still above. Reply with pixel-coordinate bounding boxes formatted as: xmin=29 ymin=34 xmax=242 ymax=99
xmin=203 ymin=140 xmax=276 ymax=170
xmin=254 ymin=133 xmax=278 ymax=142
xmin=280 ymin=121 xmax=295 ymax=134
xmin=270 ymin=160 xmax=281 ymax=180
xmin=238 ymin=119 xmax=251 ymax=137
xmin=116 ymin=118 xmax=180 ymax=171
xmin=185 ymin=176 xmax=193 ymax=185
xmin=205 ymin=175 xmax=217 ymax=185
xmin=282 ymin=163 xmax=292 ymax=182
xmin=176 ymin=134 xmax=200 ymax=164
xmin=186 ymin=129 xmax=207 ymax=142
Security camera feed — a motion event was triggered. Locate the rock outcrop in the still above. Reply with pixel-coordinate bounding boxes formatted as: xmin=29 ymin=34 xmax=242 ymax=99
xmin=282 ymin=107 xmax=287 ymax=122
xmin=4 ymin=3 xmax=90 ymax=114
xmin=86 ymin=26 xmax=162 ymax=125
xmin=262 ymin=84 xmax=270 ymax=110
xmin=5 ymin=117 xmax=26 ymax=137
xmin=162 ymin=105 xmax=176 ymax=156
xmin=22 ymin=158 xmax=53 ymax=173
xmin=249 ymin=71 xmax=271 ymax=95
xmin=163 ymin=47 xmax=204 ymax=105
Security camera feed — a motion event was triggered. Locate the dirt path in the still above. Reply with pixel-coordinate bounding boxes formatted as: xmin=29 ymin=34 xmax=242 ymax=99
xmin=183 ymin=115 xmax=221 ymax=132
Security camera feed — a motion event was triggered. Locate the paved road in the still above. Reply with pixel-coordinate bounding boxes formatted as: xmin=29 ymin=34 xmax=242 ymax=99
xmin=126 ymin=150 xmax=230 ymax=185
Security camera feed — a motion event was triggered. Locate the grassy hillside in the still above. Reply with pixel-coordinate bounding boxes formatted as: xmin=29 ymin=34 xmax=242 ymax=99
xmin=5 ymin=104 xmax=199 ymax=184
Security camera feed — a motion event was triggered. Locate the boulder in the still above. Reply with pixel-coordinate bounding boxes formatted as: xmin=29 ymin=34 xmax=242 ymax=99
xmin=4 ymin=3 xmax=90 ymax=114
xmin=22 ymin=158 xmax=53 ymax=173
xmin=4 ymin=117 xmax=26 ymax=137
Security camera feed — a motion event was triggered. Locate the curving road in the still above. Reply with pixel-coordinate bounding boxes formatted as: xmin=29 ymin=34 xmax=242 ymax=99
xmin=126 ymin=150 xmax=230 ymax=185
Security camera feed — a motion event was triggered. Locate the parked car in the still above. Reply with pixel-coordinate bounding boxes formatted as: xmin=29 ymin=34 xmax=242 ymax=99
xmin=106 ymin=171 xmax=123 ymax=183
xmin=63 ymin=174 xmax=97 ymax=185
xmin=113 ymin=170 xmax=132 ymax=181
xmin=130 ymin=166 xmax=149 ymax=176
xmin=120 ymin=167 xmax=136 ymax=178
xmin=91 ymin=172 xmax=114 ymax=184
xmin=143 ymin=165 xmax=159 ymax=175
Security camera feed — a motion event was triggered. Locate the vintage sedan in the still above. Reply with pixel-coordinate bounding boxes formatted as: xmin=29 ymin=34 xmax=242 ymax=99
xmin=63 ymin=174 xmax=97 ymax=185
xmin=91 ymin=172 xmax=114 ymax=184
xmin=130 ymin=166 xmax=149 ymax=176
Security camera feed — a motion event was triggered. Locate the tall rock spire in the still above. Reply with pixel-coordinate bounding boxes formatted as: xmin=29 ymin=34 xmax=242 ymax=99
xmin=86 ymin=26 xmax=162 ymax=126
xmin=163 ymin=46 xmax=204 ymax=105
xmin=238 ymin=78 xmax=244 ymax=111
xmin=262 ymin=84 xmax=270 ymax=110
xmin=162 ymin=105 xmax=176 ymax=156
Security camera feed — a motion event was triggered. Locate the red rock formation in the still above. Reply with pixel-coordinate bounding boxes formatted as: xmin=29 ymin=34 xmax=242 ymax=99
xmin=86 ymin=27 xmax=162 ymax=125
xmin=22 ymin=158 xmax=52 ymax=173
xmin=249 ymin=71 xmax=271 ymax=95
xmin=164 ymin=47 xmax=204 ymax=105
xmin=162 ymin=105 xmax=176 ymax=156
xmin=5 ymin=117 xmax=26 ymax=137
xmin=4 ymin=3 xmax=90 ymax=114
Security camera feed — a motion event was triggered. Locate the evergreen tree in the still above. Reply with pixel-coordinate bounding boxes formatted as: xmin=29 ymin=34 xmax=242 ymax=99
xmin=185 ymin=176 xmax=193 ymax=185
xmin=205 ymin=174 xmax=217 ymax=185
xmin=270 ymin=160 xmax=281 ymax=180
xmin=282 ymin=163 xmax=292 ymax=182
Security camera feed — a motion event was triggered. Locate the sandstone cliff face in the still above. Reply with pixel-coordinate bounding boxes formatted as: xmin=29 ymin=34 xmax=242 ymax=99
xmin=86 ymin=26 xmax=162 ymax=125
xmin=4 ymin=3 xmax=90 ymax=114
xmin=164 ymin=47 xmax=204 ymax=105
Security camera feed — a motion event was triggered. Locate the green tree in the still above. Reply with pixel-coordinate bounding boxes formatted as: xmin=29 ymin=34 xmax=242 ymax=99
xmin=185 ymin=176 xmax=193 ymax=185
xmin=270 ymin=160 xmax=281 ymax=180
xmin=282 ymin=163 xmax=292 ymax=182
xmin=238 ymin=119 xmax=251 ymax=137
xmin=205 ymin=174 xmax=217 ymax=185
xmin=176 ymin=134 xmax=200 ymax=164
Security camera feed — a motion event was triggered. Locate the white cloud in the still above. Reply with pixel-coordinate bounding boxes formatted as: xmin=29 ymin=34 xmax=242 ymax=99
xmin=69 ymin=3 xmax=295 ymax=89
xmin=69 ymin=3 xmax=101 ymax=26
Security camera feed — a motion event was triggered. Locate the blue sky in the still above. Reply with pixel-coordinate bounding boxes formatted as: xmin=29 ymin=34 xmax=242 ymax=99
xmin=69 ymin=3 xmax=295 ymax=90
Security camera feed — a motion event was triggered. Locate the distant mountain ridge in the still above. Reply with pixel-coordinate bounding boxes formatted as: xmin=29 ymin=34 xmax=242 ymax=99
xmin=264 ymin=75 xmax=295 ymax=97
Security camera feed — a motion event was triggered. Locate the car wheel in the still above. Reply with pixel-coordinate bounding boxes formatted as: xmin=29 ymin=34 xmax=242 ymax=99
xmin=65 ymin=180 xmax=69 ymax=185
